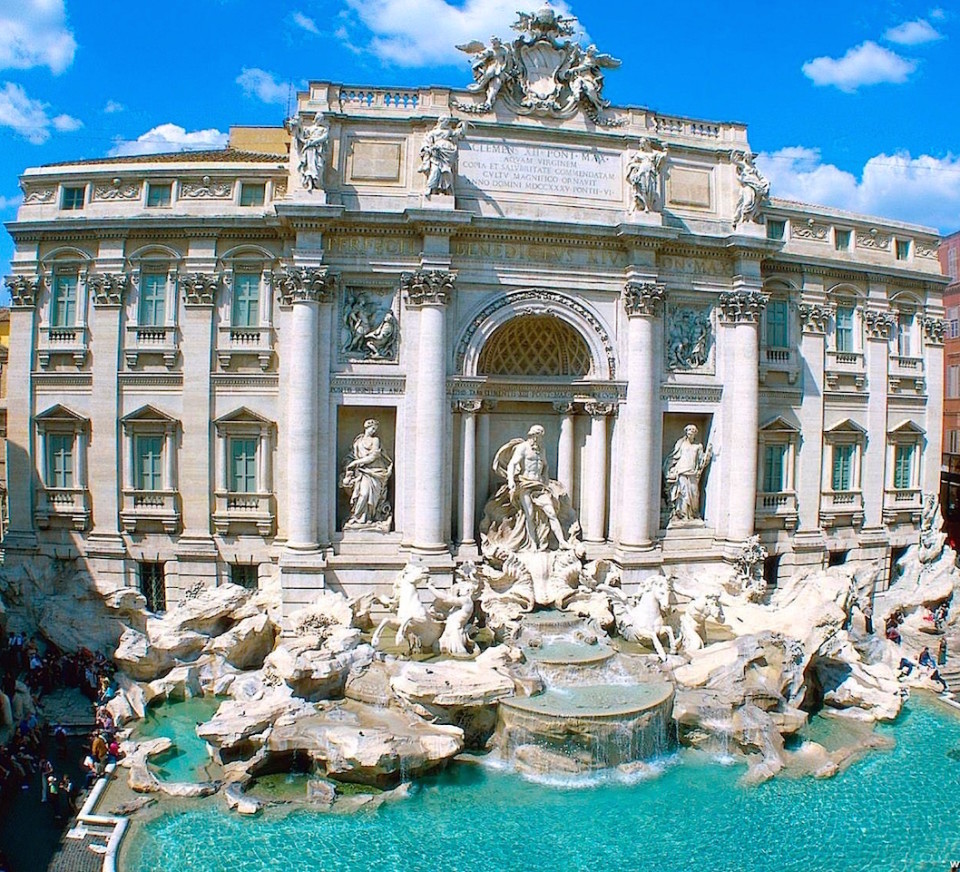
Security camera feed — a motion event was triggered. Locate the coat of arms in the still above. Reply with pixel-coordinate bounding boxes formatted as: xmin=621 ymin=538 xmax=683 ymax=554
xmin=453 ymin=4 xmax=622 ymax=125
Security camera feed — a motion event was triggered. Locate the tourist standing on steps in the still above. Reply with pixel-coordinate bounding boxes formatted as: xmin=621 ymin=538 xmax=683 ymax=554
xmin=939 ymin=637 xmax=948 ymax=666
xmin=39 ymin=757 xmax=52 ymax=802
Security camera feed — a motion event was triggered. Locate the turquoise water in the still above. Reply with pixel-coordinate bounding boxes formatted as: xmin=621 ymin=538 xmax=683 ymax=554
xmin=133 ymin=697 xmax=222 ymax=783
xmin=125 ymin=698 xmax=960 ymax=872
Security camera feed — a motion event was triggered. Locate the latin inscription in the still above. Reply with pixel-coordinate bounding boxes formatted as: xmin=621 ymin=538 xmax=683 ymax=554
xmin=326 ymin=236 xmax=418 ymax=257
xmin=459 ymin=140 xmax=622 ymax=201
xmin=452 ymin=239 xmax=625 ymax=267
xmin=659 ymin=255 xmax=729 ymax=277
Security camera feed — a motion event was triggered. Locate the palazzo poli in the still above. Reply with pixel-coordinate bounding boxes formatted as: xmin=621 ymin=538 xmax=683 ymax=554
xmin=2 ymin=11 xmax=947 ymax=619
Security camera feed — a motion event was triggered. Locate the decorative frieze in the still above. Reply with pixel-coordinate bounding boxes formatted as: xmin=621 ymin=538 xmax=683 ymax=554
xmin=922 ymin=315 xmax=945 ymax=346
xmin=791 ymin=222 xmax=829 ymax=242
xmin=622 ymin=281 xmax=665 ymax=318
xmin=4 ymin=274 xmax=42 ymax=308
xmin=88 ymin=272 xmax=128 ymax=307
xmin=22 ymin=186 xmax=54 ymax=204
xmin=717 ymin=290 xmax=768 ymax=323
xmin=180 ymin=176 xmax=234 ymax=199
xmin=272 ymin=266 xmax=338 ymax=305
xmin=401 ymin=269 xmax=456 ymax=307
xmin=797 ymin=302 xmax=832 ymax=334
xmin=915 ymin=241 xmax=939 ymax=260
xmin=856 ymin=230 xmax=891 ymax=251
xmin=660 ymin=384 xmax=723 ymax=404
xmin=181 ymin=272 xmax=220 ymax=307
xmin=863 ymin=309 xmax=896 ymax=340
xmin=92 ymin=179 xmax=142 ymax=201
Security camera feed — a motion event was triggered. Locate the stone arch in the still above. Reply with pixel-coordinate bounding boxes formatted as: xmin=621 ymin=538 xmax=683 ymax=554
xmin=126 ymin=243 xmax=183 ymax=264
xmin=478 ymin=315 xmax=592 ymax=377
xmin=40 ymin=246 xmax=93 ymax=268
xmin=217 ymin=244 xmax=278 ymax=265
xmin=456 ymin=289 xmax=615 ymax=379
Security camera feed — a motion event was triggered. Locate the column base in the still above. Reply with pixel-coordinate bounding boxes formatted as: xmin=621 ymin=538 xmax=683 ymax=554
xmin=0 ymin=531 xmax=39 ymax=554
xmin=83 ymin=532 xmax=127 ymax=558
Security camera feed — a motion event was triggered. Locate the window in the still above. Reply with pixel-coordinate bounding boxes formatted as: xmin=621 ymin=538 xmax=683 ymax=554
xmin=239 ymin=183 xmax=265 ymax=206
xmin=136 ymin=435 xmax=164 ymax=490
xmin=139 ymin=562 xmax=166 ymax=612
xmin=949 ymin=248 xmax=958 ymax=280
xmin=230 ymin=564 xmax=259 ymax=589
xmin=835 ymin=229 xmax=852 ymax=251
xmin=896 ymin=239 xmax=911 ymax=261
xmin=146 ymin=183 xmax=172 ymax=208
xmin=138 ymin=271 xmax=167 ymax=326
xmin=828 ymin=550 xmax=848 ymax=567
xmin=765 ymin=299 xmax=788 ymax=348
xmin=230 ymin=437 xmax=258 ymax=493
xmin=832 ymin=443 xmax=855 ymax=491
xmin=948 ymin=307 xmax=959 ymax=339
xmin=762 ymin=444 xmax=786 ymax=493
xmin=835 ymin=306 xmax=855 ymax=352
xmin=897 ymin=312 xmax=914 ymax=357
xmin=763 ymin=555 xmax=780 ymax=588
xmin=51 ymin=274 xmax=78 ymax=327
xmin=232 ymin=273 xmax=260 ymax=327
xmin=894 ymin=444 xmax=915 ymax=489
xmin=46 ymin=434 xmax=74 ymax=488
xmin=949 ymin=430 xmax=960 ymax=454
xmin=60 ymin=186 xmax=85 ymax=210
xmin=766 ymin=220 xmax=785 ymax=241
xmin=949 ymin=365 xmax=960 ymax=398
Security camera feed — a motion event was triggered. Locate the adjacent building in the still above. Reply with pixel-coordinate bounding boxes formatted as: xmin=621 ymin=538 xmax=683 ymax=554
xmin=1 ymin=19 xmax=948 ymax=616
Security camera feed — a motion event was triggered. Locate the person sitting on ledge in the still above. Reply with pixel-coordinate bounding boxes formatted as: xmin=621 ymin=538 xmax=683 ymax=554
xmin=919 ymin=647 xmax=936 ymax=670
xmin=898 ymin=658 xmax=915 ymax=677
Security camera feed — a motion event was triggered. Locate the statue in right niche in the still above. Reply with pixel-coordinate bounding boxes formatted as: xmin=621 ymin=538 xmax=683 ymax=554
xmin=663 ymin=424 xmax=713 ymax=523
xmin=341 ymin=419 xmax=393 ymax=531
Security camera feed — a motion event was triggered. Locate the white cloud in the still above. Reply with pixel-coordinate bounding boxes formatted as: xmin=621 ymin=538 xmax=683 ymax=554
xmin=930 ymin=8 xmax=946 ymax=21
xmin=108 ymin=123 xmax=228 ymax=157
xmin=802 ymin=41 xmax=916 ymax=92
xmin=757 ymin=146 xmax=960 ymax=232
xmin=341 ymin=0 xmax=581 ymax=67
xmin=0 ymin=0 xmax=76 ymax=74
xmin=0 ymin=193 xmax=23 ymax=211
xmin=0 ymin=81 xmax=80 ymax=144
xmin=236 ymin=67 xmax=292 ymax=105
xmin=103 ymin=99 xmax=124 ymax=114
xmin=292 ymin=11 xmax=320 ymax=35
xmin=884 ymin=18 xmax=942 ymax=45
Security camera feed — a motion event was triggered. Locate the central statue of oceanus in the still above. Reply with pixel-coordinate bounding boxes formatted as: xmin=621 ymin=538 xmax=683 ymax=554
xmin=480 ymin=424 xmax=581 ymax=553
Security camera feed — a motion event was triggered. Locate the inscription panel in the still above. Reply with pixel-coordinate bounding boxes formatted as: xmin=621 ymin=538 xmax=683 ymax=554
xmin=348 ymin=139 xmax=403 ymax=183
xmin=666 ymin=165 xmax=713 ymax=209
xmin=453 ymin=239 xmax=625 ymax=268
xmin=459 ymin=140 xmax=622 ymax=201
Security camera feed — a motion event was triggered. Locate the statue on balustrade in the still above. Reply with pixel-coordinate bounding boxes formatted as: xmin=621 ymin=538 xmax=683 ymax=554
xmin=286 ymin=116 xmax=329 ymax=192
xmin=341 ymin=419 xmax=393 ymax=530
xmin=663 ymin=424 xmax=712 ymax=524
xmin=419 ymin=115 xmax=467 ymax=197
xmin=731 ymin=150 xmax=770 ymax=228
xmin=480 ymin=424 xmax=580 ymax=552
xmin=625 ymin=138 xmax=666 ymax=213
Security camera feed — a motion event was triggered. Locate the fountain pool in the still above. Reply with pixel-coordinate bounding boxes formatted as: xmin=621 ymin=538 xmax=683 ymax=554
xmin=133 ymin=697 xmax=222 ymax=782
xmin=123 ymin=697 xmax=960 ymax=872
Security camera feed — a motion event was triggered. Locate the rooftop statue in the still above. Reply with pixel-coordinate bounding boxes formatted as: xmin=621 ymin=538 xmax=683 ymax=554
xmin=286 ymin=116 xmax=328 ymax=193
xmin=731 ymin=150 xmax=771 ymax=228
xmin=626 ymin=138 xmax=667 ymax=213
xmin=419 ymin=115 xmax=467 ymax=197
xmin=454 ymin=5 xmax=622 ymax=125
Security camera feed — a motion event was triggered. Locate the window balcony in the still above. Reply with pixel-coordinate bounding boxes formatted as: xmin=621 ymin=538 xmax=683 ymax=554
xmin=216 ymin=325 xmax=275 ymax=371
xmin=124 ymin=324 xmax=179 ymax=368
xmin=755 ymin=491 xmax=798 ymax=529
xmin=35 ymin=487 xmax=90 ymax=530
xmin=882 ymin=488 xmax=922 ymax=525
xmin=38 ymin=325 xmax=89 ymax=368
xmin=759 ymin=346 xmax=799 ymax=385
xmin=825 ymin=349 xmax=866 ymax=391
xmin=120 ymin=489 xmax=180 ymax=533
xmin=888 ymin=355 xmax=925 ymax=395
xmin=212 ymin=491 xmax=275 ymax=536
xmin=819 ymin=490 xmax=865 ymax=528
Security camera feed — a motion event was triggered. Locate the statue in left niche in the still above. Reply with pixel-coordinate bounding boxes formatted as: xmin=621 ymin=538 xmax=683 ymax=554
xmin=341 ymin=419 xmax=393 ymax=530
xmin=286 ymin=115 xmax=329 ymax=192
xmin=341 ymin=290 xmax=399 ymax=361
xmin=419 ymin=115 xmax=467 ymax=197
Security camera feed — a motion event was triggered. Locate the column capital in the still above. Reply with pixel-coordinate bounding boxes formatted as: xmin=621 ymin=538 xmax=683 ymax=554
xmin=552 ymin=400 xmax=574 ymax=415
xmin=272 ymin=265 xmax=338 ymax=305
xmin=797 ymin=301 xmax=833 ymax=335
xmin=584 ymin=401 xmax=615 ymax=418
xmin=456 ymin=398 xmax=482 ymax=414
xmin=623 ymin=281 xmax=666 ymax=318
xmin=864 ymin=309 xmax=896 ymax=341
xmin=922 ymin=314 xmax=945 ymax=346
xmin=181 ymin=272 xmax=220 ymax=307
xmin=89 ymin=272 xmax=129 ymax=308
xmin=717 ymin=289 xmax=768 ymax=324
xmin=4 ymin=274 xmax=42 ymax=308
xmin=401 ymin=269 xmax=456 ymax=307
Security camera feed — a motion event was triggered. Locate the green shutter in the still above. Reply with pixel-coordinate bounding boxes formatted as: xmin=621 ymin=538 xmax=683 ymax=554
xmin=763 ymin=444 xmax=785 ymax=493
xmin=766 ymin=300 xmax=788 ymax=348
xmin=832 ymin=445 xmax=853 ymax=491
xmin=230 ymin=438 xmax=258 ymax=493
xmin=47 ymin=434 xmax=74 ymax=488
xmin=52 ymin=275 xmax=77 ymax=327
xmin=232 ymin=274 xmax=259 ymax=327
xmin=894 ymin=445 xmax=914 ymax=489
xmin=137 ymin=436 xmax=163 ymax=490
xmin=835 ymin=307 xmax=854 ymax=353
xmin=139 ymin=273 xmax=166 ymax=326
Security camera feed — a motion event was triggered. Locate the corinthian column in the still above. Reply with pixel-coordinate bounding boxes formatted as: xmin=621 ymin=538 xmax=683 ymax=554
xmin=718 ymin=286 xmax=767 ymax=542
xmin=618 ymin=282 xmax=665 ymax=550
xmin=274 ymin=266 xmax=337 ymax=550
xmin=458 ymin=399 xmax=481 ymax=547
xmin=403 ymin=269 xmax=456 ymax=553
xmin=582 ymin=401 xmax=614 ymax=543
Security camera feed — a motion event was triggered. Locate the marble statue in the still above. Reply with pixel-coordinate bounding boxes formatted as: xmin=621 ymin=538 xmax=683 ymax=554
xmin=372 ymin=563 xmax=443 ymax=654
xmin=919 ymin=493 xmax=948 ymax=565
xmin=564 ymin=44 xmax=620 ymax=120
xmin=427 ymin=563 xmax=481 ymax=657
xmin=481 ymin=425 xmax=579 ymax=553
xmin=287 ymin=116 xmax=329 ymax=192
xmin=419 ymin=116 xmax=466 ymax=197
xmin=340 ymin=419 xmax=393 ymax=530
xmin=663 ymin=425 xmax=713 ymax=523
xmin=341 ymin=291 xmax=399 ymax=361
xmin=600 ymin=575 xmax=677 ymax=661
xmin=679 ymin=593 xmax=723 ymax=653
xmin=625 ymin=139 xmax=666 ymax=213
xmin=457 ymin=36 xmax=512 ymax=111
xmin=666 ymin=306 xmax=711 ymax=370
xmin=731 ymin=150 xmax=770 ymax=228
xmin=731 ymin=535 xmax=769 ymax=601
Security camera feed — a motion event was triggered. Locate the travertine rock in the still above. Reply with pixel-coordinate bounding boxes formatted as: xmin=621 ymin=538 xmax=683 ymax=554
xmin=208 ymin=613 xmax=276 ymax=670
xmin=197 ymin=690 xmax=315 ymax=754
xmin=224 ymin=782 xmax=263 ymax=815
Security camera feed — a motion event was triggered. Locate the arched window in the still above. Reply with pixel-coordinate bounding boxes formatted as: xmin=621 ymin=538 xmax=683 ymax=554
xmin=477 ymin=315 xmax=591 ymax=377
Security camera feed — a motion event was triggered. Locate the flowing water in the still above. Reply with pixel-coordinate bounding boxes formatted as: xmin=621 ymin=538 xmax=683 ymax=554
xmin=125 ymin=696 xmax=960 ymax=872
xmin=132 ymin=697 xmax=222 ymax=783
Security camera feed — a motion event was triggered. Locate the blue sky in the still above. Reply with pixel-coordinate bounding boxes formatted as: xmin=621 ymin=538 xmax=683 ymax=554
xmin=1 ymin=0 xmax=959 ymax=287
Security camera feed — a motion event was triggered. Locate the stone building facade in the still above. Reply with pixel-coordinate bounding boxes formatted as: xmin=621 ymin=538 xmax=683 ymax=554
xmin=1 ymin=28 xmax=948 ymax=615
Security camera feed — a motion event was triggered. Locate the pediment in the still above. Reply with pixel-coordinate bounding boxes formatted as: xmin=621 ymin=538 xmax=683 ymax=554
xmin=825 ymin=418 xmax=867 ymax=435
xmin=121 ymin=404 xmax=177 ymax=424
xmin=888 ymin=419 xmax=924 ymax=436
xmin=35 ymin=403 xmax=87 ymax=423
xmin=214 ymin=407 xmax=272 ymax=426
xmin=759 ymin=415 xmax=800 ymax=434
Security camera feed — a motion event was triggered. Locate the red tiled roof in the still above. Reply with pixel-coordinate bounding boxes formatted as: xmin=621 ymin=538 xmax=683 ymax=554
xmin=41 ymin=148 xmax=286 ymax=168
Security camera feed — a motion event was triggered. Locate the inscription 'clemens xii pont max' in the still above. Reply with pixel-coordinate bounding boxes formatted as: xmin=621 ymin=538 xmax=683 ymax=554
xmin=458 ymin=141 xmax=622 ymax=201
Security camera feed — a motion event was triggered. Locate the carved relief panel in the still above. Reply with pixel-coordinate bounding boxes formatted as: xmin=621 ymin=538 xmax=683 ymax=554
xmin=339 ymin=287 xmax=400 ymax=362
xmin=665 ymin=300 xmax=714 ymax=373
